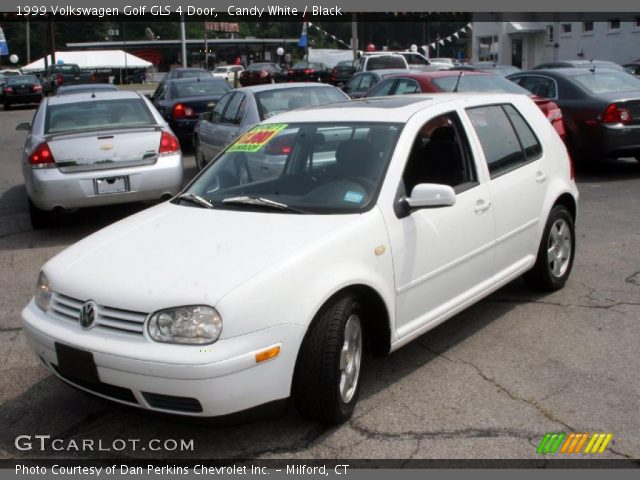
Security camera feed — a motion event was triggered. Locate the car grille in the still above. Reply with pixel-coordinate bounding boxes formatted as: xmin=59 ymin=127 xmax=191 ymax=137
xmin=50 ymin=292 xmax=148 ymax=335
xmin=142 ymin=392 xmax=203 ymax=413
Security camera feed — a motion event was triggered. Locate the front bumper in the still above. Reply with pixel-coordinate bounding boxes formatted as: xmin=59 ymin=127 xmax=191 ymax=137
xmin=24 ymin=154 xmax=183 ymax=211
xmin=21 ymin=299 xmax=305 ymax=417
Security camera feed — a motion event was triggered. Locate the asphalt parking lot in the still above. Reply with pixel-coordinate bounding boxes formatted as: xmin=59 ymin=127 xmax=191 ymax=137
xmin=0 ymin=103 xmax=639 ymax=462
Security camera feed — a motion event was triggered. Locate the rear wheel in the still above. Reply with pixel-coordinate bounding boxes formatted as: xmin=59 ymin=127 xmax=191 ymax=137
xmin=524 ymin=205 xmax=575 ymax=291
xmin=29 ymin=200 xmax=56 ymax=230
xmin=293 ymin=294 xmax=363 ymax=424
xmin=3 ymin=103 xmax=10 ymax=110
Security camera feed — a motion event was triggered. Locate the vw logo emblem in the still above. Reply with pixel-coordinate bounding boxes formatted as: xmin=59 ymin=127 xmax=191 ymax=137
xmin=79 ymin=301 xmax=97 ymax=329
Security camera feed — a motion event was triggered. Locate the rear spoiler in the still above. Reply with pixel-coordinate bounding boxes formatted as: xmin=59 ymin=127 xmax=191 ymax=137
xmin=44 ymin=124 xmax=162 ymax=142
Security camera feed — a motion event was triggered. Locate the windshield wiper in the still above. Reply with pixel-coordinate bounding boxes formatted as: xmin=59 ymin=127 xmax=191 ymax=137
xmin=222 ymin=196 xmax=304 ymax=213
xmin=176 ymin=193 xmax=214 ymax=209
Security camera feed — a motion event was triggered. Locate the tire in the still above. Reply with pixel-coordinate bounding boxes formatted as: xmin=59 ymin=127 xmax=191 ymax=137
xmin=524 ymin=205 xmax=575 ymax=291
xmin=293 ymin=293 xmax=364 ymax=424
xmin=635 ymin=156 xmax=640 ymax=162
xmin=194 ymin=138 xmax=207 ymax=170
xmin=3 ymin=103 xmax=10 ymax=111
xmin=29 ymin=200 xmax=56 ymax=229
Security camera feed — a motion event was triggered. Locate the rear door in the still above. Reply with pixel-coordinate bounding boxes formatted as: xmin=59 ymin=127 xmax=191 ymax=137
xmin=197 ymin=92 xmax=233 ymax=161
xmin=465 ymin=102 xmax=547 ymax=277
xmin=208 ymin=92 xmax=246 ymax=158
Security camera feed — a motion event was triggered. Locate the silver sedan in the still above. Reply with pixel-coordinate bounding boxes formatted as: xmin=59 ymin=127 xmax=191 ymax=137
xmin=17 ymin=91 xmax=184 ymax=228
xmin=193 ymin=83 xmax=349 ymax=170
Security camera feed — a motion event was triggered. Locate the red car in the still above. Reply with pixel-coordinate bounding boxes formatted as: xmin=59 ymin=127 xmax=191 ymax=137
xmin=364 ymin=71 xmax=567 ymax=142
xmin=239 ymin=63 xmax=286 ymax=86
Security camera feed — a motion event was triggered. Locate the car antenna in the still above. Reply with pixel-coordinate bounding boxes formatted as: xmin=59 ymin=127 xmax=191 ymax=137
xmin=590 ymin=59 xmax=596 ymax=74
xmin=452 ymin=70 xmax=464 ymax=92
xmin=91 ymin=89 xmax=96 ymax=98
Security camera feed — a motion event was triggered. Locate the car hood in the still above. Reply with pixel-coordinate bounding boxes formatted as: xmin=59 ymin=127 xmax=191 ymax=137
xmin=45 ymin=203 xmax=361 ymax=312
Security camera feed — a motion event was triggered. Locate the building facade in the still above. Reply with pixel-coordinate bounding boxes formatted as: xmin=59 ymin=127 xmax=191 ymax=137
xmin=472 ymin=15 xmax=640 ymax=69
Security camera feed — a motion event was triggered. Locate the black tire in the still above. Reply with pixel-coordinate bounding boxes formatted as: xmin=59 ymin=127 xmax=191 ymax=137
xmin=635 ymin=156 xmax=640 ymax=162
xmin=293 ymin=293 xmax=364 ymax=424
xmin=194 ymin=138 xmax=207 ymax=170
xmin=524 ymin=205 xmax=575 ymax=292
xmin=29 ymin=200 xmax=56 ymax=229
xmin=3 ymin=103 xmax=10 ymax=111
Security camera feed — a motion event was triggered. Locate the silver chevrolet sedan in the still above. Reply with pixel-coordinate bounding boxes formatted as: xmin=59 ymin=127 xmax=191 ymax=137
xmin=17 ymin=91 xmax=184 ymax=228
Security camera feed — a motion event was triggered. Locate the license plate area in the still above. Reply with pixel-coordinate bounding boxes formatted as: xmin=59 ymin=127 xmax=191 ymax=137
xmin=55 ymin=342 xmax=100 ymax=384
xmin=95 ymin=176 xmax=129 ymax=195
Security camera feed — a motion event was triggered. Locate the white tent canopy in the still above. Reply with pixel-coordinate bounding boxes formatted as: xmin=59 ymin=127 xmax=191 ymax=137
xmin=22 ymin=50 xmax=152 ymax=72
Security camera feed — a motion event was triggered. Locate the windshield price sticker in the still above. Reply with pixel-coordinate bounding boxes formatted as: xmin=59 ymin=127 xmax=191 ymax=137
xmin=228 ymin=124 xmax=288 ymax=153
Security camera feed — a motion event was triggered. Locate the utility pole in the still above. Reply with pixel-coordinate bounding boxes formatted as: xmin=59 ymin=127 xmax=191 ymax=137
xmin=49 ymin=16 xmax=56 ymax=65
xmin=351 ymin=13 xmax=358 ymax=61
xmin=180 ymin=15 xmax=187 ymax=67
xmin=26 ymin=20 xmax=31 ymax=63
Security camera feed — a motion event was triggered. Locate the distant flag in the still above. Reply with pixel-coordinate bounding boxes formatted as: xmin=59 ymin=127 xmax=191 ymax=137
xmin=0 ymin=25 xmax=9 ymax=56
xmin=298 ymin=21 xmax=308 ymax=48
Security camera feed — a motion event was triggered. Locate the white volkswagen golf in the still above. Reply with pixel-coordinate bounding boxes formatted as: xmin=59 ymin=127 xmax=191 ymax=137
xmin=22 ymin=94 xmax=578 ymax=424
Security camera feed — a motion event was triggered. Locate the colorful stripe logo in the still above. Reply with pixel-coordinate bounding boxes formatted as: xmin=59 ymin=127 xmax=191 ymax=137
xmin=537 ymin=433 xmax=613 ymax=454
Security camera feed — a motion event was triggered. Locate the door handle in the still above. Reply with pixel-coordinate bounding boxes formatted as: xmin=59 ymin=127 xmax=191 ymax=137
xmin=474 ymin=199 xmax=491 ymax=214
xmin=536 ymin=171 xmax=547 ymax=184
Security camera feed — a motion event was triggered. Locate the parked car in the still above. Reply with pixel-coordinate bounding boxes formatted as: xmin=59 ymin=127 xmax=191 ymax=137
xmin=533 ymin=60 xmax=625 ymax=72
xmin=508 ymin=68 xmax=640 ymax=161
xmin=56 ymin=83 xmax=119 ymax=95
xmin=342 ymin=69 xmax=410 ymax=99
xmin=429 ymin=58 xmax=457 ymax=67
xmin=39 ymin=63 xmax=110 ymax=95
xmin=454 ymin=63 xmax=521 ymax=77
xmin=193 ymin=83 xmax=349 ymax=169
xmin=164 ymin=67 xmax=210 ymax=81
xmin=329 ymin=60 xmax=356 ymax=86
xmin=151 ymin=77 xmax=232 ymax=143
xmin=211 ymin=65 xmax=244 ymax=83
xmin=113 ymin=69 xmax=147 ymax=85
xmin=286 ymin=62 xmax=331 ymax=83
xmin=239 ymin=63 xmax=286 ymax=86
xmin=3 ymin=74 xmax=43 ymax=109
xmin=16 ymin=90 xmax=183 ymax=228
xmin=21 ymin=94 xmax=577 ymax=424
xmin=623 ymin=62 xmax=640 ymax=77
xmin=364 ymin=71 xmax=567 ymax=141
xmin=388 ymin=51 xmax=436 ymax=71
xmin=355 ymin=53 xmax=409 ymax=72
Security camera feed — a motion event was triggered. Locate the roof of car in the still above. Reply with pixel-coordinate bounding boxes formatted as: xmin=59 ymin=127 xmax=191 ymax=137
xmin=264 ymin=93 xmax=529 ymax=124
xmin=385 ymin=70 xmax=490 ymax=80
xmin=165 ymin=76 xmax=225 ymax=84
xmin=236 ymin=82 xmax=340 ymax=93
xmin=46 ymin=90 xmax=143 ymax=106
xmin=512 ymin=67 xmax=626 ymax=78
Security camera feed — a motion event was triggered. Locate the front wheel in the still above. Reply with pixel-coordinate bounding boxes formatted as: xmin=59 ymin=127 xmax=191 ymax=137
xmin=293 ymin=294 xmax=363 ymax=424
xmin=524 ymin=205 xmax=575 ymax=291
xmin=3 ymin=103 xmax=10 ymax=110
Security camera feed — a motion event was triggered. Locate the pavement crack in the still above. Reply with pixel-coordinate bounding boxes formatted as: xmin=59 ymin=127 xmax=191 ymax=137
xmin=0 ymin=327 xmax=22 ymax=333
xmin=455 ymin=357 xmax=573 ymax=431
xmin=415 ymin=340 xmax=454 ymax=362
xmin=625 ymin=271 xmax=640 ymax=287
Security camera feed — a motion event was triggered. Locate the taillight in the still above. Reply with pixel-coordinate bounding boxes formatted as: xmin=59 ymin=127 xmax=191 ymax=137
xmin=56 ymin=74 xmax=63 ymax=86
xmin=29 ymin=142 xmax=56 ymax=167
xmin=32 ymin=84 xmax=42 ymax=93
xmin=264 ymin=134 xmax=293 ymax=155
xmin=547 ymin=108 xmax=562 ymax=123
xmin=172 ymin=103 xmax=195 ymax=119
xmin=91 ymin=73 xmax=96 ymax=82
xmin=158 ymin=131 xmax=180 ymax=156
xmin=3 ymin=87 xmax=13 ymax=94
xmin=259 ymin=70 xmax=269 ymax=78
xmin=304 ymin=68 xmax=314 ymax=74
xmin=601 ymin=103 xmax=631 ymax=124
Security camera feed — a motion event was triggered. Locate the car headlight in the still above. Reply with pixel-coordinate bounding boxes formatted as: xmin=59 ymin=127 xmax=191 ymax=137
xmin=147 ymin=306 xmax=222 ymax=345
xmin=35 ymin=271 xmax=52 ymax=311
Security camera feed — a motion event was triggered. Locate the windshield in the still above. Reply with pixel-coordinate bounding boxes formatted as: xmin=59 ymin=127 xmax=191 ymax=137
xmin=366 ymin=56 xmax=406 ymax=71
xmin=213 ymin=67 xmax=230 ymax=73
xmin=6 ymin=75 xmax=39 ymax=85
xmin=571 ymin=71 xmax=640 ymax=94
xmin=247 ymin=63 xmax=273 ymax=71
xmin=45 ymin=98 xmax=155 ymax=133
xmin=254 ymin=86 xmax=347 ymax=120
xmin=181 ymin=122 xmax=402 ymax=213
xmin=174 ymin=81 xmax=231 ymax=97
xmin=432 ymin=74 xmax=527 ymax=94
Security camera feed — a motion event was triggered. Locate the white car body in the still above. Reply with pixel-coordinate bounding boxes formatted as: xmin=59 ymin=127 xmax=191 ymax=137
xmin=22 ymin=94 xmax=578 ymax=419
xmin=211 ymin=65 xmax=244 ymax=83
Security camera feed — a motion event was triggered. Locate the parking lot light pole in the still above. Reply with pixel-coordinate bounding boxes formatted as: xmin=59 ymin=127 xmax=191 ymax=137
xmin=180 ymin=15 xmax=187 ymax=67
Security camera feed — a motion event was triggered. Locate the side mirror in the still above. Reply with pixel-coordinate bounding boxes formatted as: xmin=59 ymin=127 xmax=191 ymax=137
xmin=16 ymin=122 xmax=31 ymax=131
xmin=406 ymin=183 xmax=456 ymax=209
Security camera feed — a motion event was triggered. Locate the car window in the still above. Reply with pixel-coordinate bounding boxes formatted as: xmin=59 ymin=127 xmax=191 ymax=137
xmin=503 ymin=104 xmax=543 ymax=161
xmin=433 ymin=75 xmax=527 ymax=94
xmin=357 ymin=74 xmax=376 ymax=91
xmin=366 ymin=79 xmax=396 ymax=97
xmin=467 ymin=104 xmax=536 ymax=178
xmin=211 ymin=92 xmax=233 ymax=123
xmin=254 ymin=87 xmax=347 ymax=120
xmin=174 ymin=81 xmax=230 ymax=98
xmin=344 ymin=75 xmax=361 ymax=94
xmin=366 ymin=56 xmax=407 ymax=71
xmin=514 ymin=76 xmax=557 ymax=98
xmin=45 ymin=98 xmax=155 ymax=133
xmin=571 ymin=71 xmax=640 ymax=94
xmin=403 ymin=54 xmax=429 ymax=66
xmin=394 ymin=78 xmax=421 ymax=95
xmin=222 ymin=92 xmax=245 ymax=125
xmin=403 ymin=112 xmax=477 ymax=195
